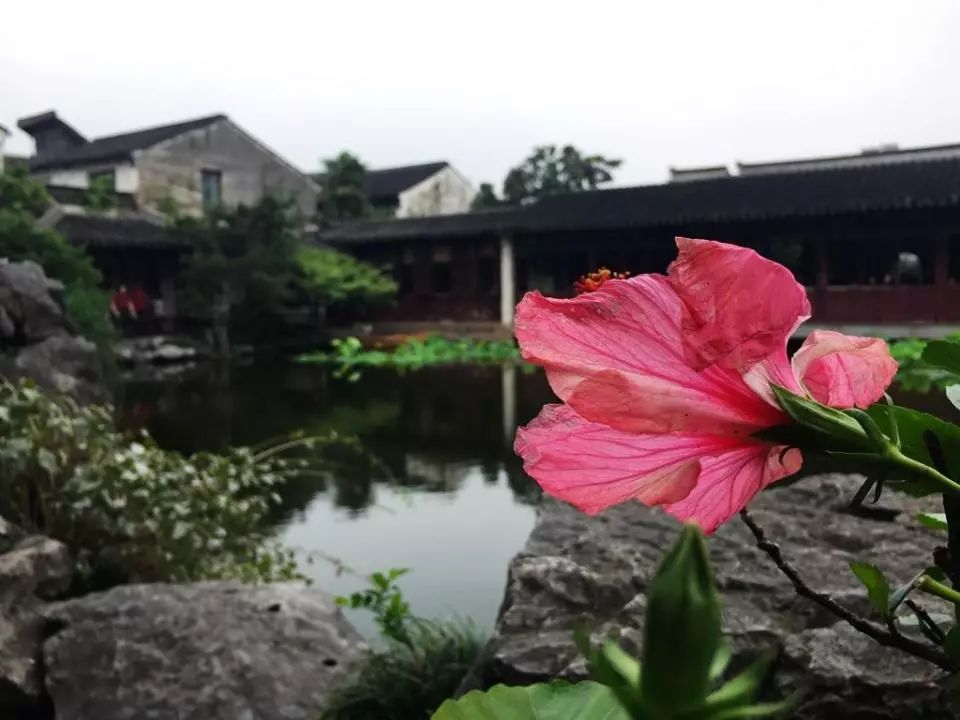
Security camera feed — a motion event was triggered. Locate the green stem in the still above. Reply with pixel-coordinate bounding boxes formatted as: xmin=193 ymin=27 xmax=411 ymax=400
xmin=919 ymin=575 xmax=960 ymax=607
xmin=884 ymin=447 xmax=960 ymax=495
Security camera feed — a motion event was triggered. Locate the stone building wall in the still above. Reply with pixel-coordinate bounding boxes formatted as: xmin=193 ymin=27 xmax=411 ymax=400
xmin=135 ymin=119 xmax=318 ymax=217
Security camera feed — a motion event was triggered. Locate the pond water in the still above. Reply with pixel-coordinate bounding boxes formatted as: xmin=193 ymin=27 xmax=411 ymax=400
xmin=114 ymin=362 xmax=551 ymax=636
xmin=113 ymin=358 xmax=957 ymax=639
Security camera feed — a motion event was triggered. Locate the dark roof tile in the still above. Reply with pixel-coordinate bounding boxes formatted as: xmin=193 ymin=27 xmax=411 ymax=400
xmin=320 ymin=157 xmax=960 ymax=242
xmin=55 ymin=213 xmax=189 ymax=249
xmin=30 ymin=114 xmax=226 ymax=172
xmin=313 ymin=161 xmax=450 ymax=204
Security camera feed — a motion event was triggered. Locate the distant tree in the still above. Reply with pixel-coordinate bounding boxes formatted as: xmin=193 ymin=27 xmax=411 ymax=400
xmin=0 ymin=165 xmax=51 ymax=217
xmin=470 ymin=182 xmax=501 ymax=211
xmin=320 ymin=152 xmax=372 ymax=223
xmin=176 ymin=196 xmax=303 ymax=352
xmin=502 ymin=145 xmax=622 ymax=205
xmin=83 ymin=175 xmax=117 ymax=212
xmin=177 ymin=196 xmax=396 ymax=352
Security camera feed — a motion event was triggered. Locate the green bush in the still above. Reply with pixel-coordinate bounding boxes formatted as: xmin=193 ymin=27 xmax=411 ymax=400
xmin=64 ymin=284 xmax=116 ymax=347
xmin=0 ymin=380 xmax=302 ymax=590
xmin=323 ymin=619 xmax=485 ymax=720
xmin=296 ymin=244 xmax=397 ymax=308
xmin=324 ymin=568 xmax=485 ymax=720
xmin=889 ymin=334 xmax=960 ymax=392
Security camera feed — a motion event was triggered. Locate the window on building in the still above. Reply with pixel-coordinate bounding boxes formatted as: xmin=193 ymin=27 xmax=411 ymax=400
xmin=432 ymin=246 xmax=453 ymax=294
xmin=88 ymin=169 xmax=115 ymax=190
xmin=201 ymin=169 xmax=223 ymax=208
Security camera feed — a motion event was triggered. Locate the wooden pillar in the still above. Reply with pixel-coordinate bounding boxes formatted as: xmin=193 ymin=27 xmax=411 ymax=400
xmin=814 ymin=237 xmax=829 ymax=322
xmin=935 ymin=234 xmax=950 ymax=287
xmin=499 ymin=234 xmax=516 ymax=328
xmin=816 ymin=237 xmax=829 ymax=289
xmin=935 ymin=234 xmax=950 ymax=323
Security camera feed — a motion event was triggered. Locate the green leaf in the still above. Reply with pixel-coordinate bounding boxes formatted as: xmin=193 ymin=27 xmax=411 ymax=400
xmin=770 ymin=386 xmax=870 ymax=449
xmin=699 ymin=697 xmax=801 ymax=720
xmin=867 ymin=405 xmax=960 ymax=496
xmin=888 ymin=569 xmax=928 ymax=614
xmin=702 ymin=654 xmax=773 ymax=712
xmin=917 ymin=512 xmax=949 ymax=531
xmin=850 ymin=562 xmax=891 ymax=616
xmin=708 ymin=642 xmax=733 ymax=682
xmin=37 ymin=448 xmax=58 ymax=476
xmin=431 ymin=681 xmax=631 ymax=720
xmin=641 ymin=524 xmax=721 ymax=714
xmin=944 ymin=627 xmax=960 ymax=667
xmin=922 ymin=340 xmax=960 ymax=377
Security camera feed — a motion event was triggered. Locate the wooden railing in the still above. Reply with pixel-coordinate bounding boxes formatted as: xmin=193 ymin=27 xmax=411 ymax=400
xmin=809 ymin=285 xmax=960 ymax=324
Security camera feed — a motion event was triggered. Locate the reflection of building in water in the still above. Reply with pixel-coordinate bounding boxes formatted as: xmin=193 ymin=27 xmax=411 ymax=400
xmin=501 ymin=364 xmax=516 ymax=446
xmin=402 ymin=454 xmax=471 ymax=492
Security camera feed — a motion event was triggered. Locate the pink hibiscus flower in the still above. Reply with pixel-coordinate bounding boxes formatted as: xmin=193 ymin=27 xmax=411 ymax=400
xmin=513 ymin=237 xmax=898 ymax=533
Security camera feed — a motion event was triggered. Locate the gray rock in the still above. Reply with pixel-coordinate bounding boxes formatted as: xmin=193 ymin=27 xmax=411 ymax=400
xmin=42 ymin=581 xmax=365 ymax=720
xmin=465 ymin=474 xmax=956 ymax=718
xmin=0 ymin=260 xmax=65 ymax=343
xmin=0 ymin=533 xmax=72 ymax=713
xmin=114 ymin=335 xmax=208 ymax=366
xmin=0 ymin=259 xmax=104 ymax=400
xmin=5 ymin=335 xmax=103 ymax=401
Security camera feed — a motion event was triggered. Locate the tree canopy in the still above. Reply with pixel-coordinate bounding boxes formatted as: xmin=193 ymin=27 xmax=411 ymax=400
xmin=176 ymin=195 xmax=395 ymax=349
xmin=296 ymin=244 xmax=397 ymax=308
xmin=320 ymin=151 xmax=372 ymax=223
xmin=474 ymin=144 xmax=622 ymax=209
xmin=470 ymin=182 xmax=501 ymax=211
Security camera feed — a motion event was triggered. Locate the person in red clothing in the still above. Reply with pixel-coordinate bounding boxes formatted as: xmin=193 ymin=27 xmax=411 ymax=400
xmin=110 ymin=284 xmax=151 ymax=334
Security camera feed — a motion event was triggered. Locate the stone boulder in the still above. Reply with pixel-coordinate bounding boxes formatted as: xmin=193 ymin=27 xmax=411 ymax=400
xmin=42 ymin=582 xmax=365 ymax=720
xmin=0 ymin=259 xmax=103 ymax=400
xmin=0 ymin=531 xmax=73 ymax=716
xmin=464 ymin=474 xmax=956 ymax=719
xmin=114 ymin=335 xmax=209 ymax=366
xmin=4 ymin=335 xmax=102 ymax=400
xmin=0 ymin=260 xmax=65 ymax=344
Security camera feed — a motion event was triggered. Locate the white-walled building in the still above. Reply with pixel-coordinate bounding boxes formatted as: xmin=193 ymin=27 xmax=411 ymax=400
xmin=314 ymin=161 xmax=477 ymax=219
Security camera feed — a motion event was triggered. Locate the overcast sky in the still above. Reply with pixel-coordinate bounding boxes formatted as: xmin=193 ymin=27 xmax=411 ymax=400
xmin=3 ymin=1 xmax=958 ymax=188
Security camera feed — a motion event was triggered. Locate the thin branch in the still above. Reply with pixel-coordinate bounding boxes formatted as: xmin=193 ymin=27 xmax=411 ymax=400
xmin=739 ymin=508 xmax=953 ymax=671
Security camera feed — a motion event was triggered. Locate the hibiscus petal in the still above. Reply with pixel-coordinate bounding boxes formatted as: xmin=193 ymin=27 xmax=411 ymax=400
xmin=663 ymin=444 xmax=802 ymax=534
xmin=791 ymin=330 xmax=898 ymax=409
xmin=514 ymin=403 xmax=797 ymax=528
xmin=742 ymin=349 xmax=806 ymax=407
xmin=514 ymin=274 xmax=783 ymax=435
xmin=667 ymin=237 xmax=811 ymax=372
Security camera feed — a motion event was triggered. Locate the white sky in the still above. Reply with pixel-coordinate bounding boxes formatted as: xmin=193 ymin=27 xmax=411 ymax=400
xmin=3 ymin=0 xmax=958 ymax=188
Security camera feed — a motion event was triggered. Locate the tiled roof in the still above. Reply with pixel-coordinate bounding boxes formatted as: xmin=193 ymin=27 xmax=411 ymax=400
xmin=29 ymin=114 xmax=226 ymax=172
xmin=313 ymin=161 xmax=450 ymax=204
xmin=320 ymin=157 xmax=960 ymax=242
xmin=54 ymin=212 xmax=189 ymax=249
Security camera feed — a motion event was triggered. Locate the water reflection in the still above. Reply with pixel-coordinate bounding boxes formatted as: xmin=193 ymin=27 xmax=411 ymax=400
xmin=115 ymin=362 xmax=550 ymax=631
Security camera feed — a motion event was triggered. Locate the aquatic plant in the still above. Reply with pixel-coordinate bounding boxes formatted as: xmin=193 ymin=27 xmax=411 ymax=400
xmin=297 ymin=334 xmax=524 ymax=374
